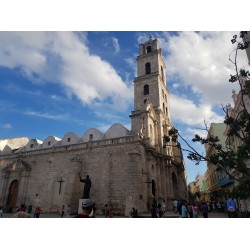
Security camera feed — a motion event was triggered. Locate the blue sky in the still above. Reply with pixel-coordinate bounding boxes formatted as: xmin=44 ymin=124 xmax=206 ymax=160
xmin=0 ymin=31 xmax=248 ymax=184
xmin=0 ymin=31 xmax=249 ymax=184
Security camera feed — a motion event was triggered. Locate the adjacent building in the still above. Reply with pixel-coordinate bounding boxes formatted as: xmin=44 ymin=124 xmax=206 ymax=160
xmin=205 ymin=123 xmax=235 ymax=201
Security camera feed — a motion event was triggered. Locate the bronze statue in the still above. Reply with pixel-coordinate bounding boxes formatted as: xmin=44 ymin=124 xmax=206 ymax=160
xmin=79 ymin=173 xmax=91 ymax=199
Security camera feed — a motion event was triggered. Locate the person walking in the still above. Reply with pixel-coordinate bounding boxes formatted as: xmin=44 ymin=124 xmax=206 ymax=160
xmin=173 ymin=199 xmax=178 ymax=213
xmin=66 ymin=205 xmax=71 ymax=218
xmin=151 ymin=204 xmax=158 ymax=218
xmin=226 ymin=198 xmax=237 ymax=218
xmin=178 ymin=200 xmax=183 ymax=216
xmin=108 ymin=205 xmax=113 ymax=218
xmin=192 ymin=202 xmax=199 ymax=218
xmin=201 ymin=201 xmax=208 ymax=218
xmin=34 ymin=207 xmax=41 ymax=218
xmin=60 ymin=205 xmax=65 ymax=218
xmin=162 ymin=200 xmax=166 ymax=216
xmin=130 ymin=207 xmax=138 ymax=218
xmin=181 ymin=202 xmax=188 ymax=218
xmin=0 ymin=207 xmax=3 ymax=218
xmin=157 ymin=203 xmax=164 ymax=218
xmin=187 ymin=202 xmax=193 ymax=218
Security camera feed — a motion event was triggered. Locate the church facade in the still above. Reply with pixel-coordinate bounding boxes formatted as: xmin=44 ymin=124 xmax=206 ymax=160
xmin=0 ymin=37 xmax=187 ymax=215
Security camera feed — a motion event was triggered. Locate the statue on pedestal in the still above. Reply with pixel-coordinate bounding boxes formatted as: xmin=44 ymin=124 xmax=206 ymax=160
xmin=79 ymin=173 xmax=91 ymax=199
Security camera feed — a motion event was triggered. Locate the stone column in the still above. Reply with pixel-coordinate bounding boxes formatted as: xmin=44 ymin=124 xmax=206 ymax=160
xmin=0 ymin=172 xmax=10 ymax=206
xmin=168 ymin=166 xmax=174 ymax=199
xmin=156 ymin=163 xmax=161 ymax=199
xmin=166 ymin=165 xmax=173 ymax=210
xmin=160 ymin=161 xmax=166 ymax=199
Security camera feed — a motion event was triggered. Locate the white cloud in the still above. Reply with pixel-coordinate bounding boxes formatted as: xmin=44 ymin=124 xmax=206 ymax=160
xmin=137 ymin=33 xmax=150 ymax=44
xmin=23 ymin=111 xmax=67 ymax=121
xmin=1 ymin=123 xmax=12 ymax=129
xmin=170 ymin=94 xmax=224 ymax=126
xmin=0 ymin=32 xmax=133 ymax=112
xmin=151 ymin=30 xmax=250 ymax=143
xmin=125 ymin=55 xmax=137 ymax=77
xmin=163 ymin=31 xmax=248 ymax=107
xmin=112 ymin=37 xmax=120 ymax=54
xmin=186 ymin=127 xmax=208 ymax=139
xmin=172 ymin=83 xmax=180 ymax=89
xmin=50 ymin=95 xmax=62 ymax=101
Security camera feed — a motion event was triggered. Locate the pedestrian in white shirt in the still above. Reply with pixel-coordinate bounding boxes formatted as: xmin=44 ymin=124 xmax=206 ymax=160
xmin=162 ymin=200 xmax=166 ymax=216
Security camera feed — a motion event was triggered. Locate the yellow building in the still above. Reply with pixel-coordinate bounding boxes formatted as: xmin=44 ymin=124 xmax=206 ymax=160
xmin=205 ymin=123 xmax=233 ymax=201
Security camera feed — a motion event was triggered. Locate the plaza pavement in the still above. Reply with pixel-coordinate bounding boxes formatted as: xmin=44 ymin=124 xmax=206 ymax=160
xmin=1 ymin=210 xmax=229 ymax=218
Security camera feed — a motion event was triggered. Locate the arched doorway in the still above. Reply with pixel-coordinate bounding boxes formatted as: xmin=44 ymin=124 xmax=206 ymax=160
xmin=7 ymin=180 xmax=19 ymax=208
xmin=172 ymin=172 xmax=179 ymax=199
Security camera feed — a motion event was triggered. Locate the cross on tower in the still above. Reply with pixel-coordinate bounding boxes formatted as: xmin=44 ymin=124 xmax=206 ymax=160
xmin=57 ymin=177 xmax=64 ymax=195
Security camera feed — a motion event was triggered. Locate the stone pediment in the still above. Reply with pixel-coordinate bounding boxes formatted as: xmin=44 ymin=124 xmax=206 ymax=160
xmin=2 ymin=159 xmax=32 ymax=173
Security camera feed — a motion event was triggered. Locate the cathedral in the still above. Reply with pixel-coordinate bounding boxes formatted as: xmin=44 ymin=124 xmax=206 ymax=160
xmin=0 ymin=37 xmax=187 ymax=215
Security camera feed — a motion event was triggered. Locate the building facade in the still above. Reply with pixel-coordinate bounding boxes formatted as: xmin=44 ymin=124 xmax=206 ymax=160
xmin=225 ymin=78 xmax=250 ymax=212
xmin=0 ymin=37 xmax=187 ymax=215
xmin=205 ymin=123 xmax=235 ymax=201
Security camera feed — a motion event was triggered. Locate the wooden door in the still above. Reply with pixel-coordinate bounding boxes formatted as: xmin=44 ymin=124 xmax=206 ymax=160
xmin=7 ymin=180 xmax=19 ymax=208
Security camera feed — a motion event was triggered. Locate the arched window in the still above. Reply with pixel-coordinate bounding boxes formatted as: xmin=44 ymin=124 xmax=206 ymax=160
xmin=163 ymin=103 xmax=165 ymax=114
xmin=144 ymin=84 xmax=149 ymax=95
xmin=146 ymin=46 xmax=152 ymax=53
xmin=145 ymin=62 xmax=151 ymax=74
xmin=166 ymin=107 xmax=168 ymax=116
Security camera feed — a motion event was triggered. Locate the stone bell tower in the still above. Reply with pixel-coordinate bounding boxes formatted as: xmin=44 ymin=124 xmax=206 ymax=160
xmin=130 ymin=36 xmax=172 ymax=152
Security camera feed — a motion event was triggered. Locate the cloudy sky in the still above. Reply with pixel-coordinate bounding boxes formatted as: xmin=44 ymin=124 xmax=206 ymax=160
xmin=0 ymin=31 xmax=248 ymax=183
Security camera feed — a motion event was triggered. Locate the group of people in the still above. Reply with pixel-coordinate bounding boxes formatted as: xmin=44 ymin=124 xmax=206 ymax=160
xmin=151 ymin=198 xmax=166 ymax=218
xmin=178 ymin=200 xmax=208 ymax=218
xmin=101 ymin=204 xmax=114 ymax=218
xmin=172 ymin=198 xmax=238 ymax=218
xmin=176 ymin=200 xmax=214 ymax=218
xmin=130 ymin=207 xmax=138 ymax=218
xmin=60 ymin=205 xmax=71 ymax=218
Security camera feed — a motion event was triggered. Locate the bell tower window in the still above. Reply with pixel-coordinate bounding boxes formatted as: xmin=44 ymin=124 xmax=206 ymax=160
xmin=145 ymin=62 xmax=151 ymax=74
xmin=89 ymin=134 xmax=93 ymax=141
xmin=146 ymin=46 xmax=152 ymax=53
xmin=144 ymin=84 xmax=149 ymax=95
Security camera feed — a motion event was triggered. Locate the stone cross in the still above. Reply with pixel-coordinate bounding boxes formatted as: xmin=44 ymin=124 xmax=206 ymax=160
xmin=57 ymin=177 xmax=64 ymax=195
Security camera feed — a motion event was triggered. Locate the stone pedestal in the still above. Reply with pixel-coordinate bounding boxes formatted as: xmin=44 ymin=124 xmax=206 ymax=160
xmin=78 ymin=199 xmax=85 ymax=214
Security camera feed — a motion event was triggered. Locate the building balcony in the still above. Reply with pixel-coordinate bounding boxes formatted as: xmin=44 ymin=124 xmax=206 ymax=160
xmin=219 ymin=177 xmax=235 ymax=187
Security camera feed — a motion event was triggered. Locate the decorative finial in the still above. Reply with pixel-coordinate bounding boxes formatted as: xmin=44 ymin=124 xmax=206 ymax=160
xmin=149 ymin=34 xmax=152 ymax=40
